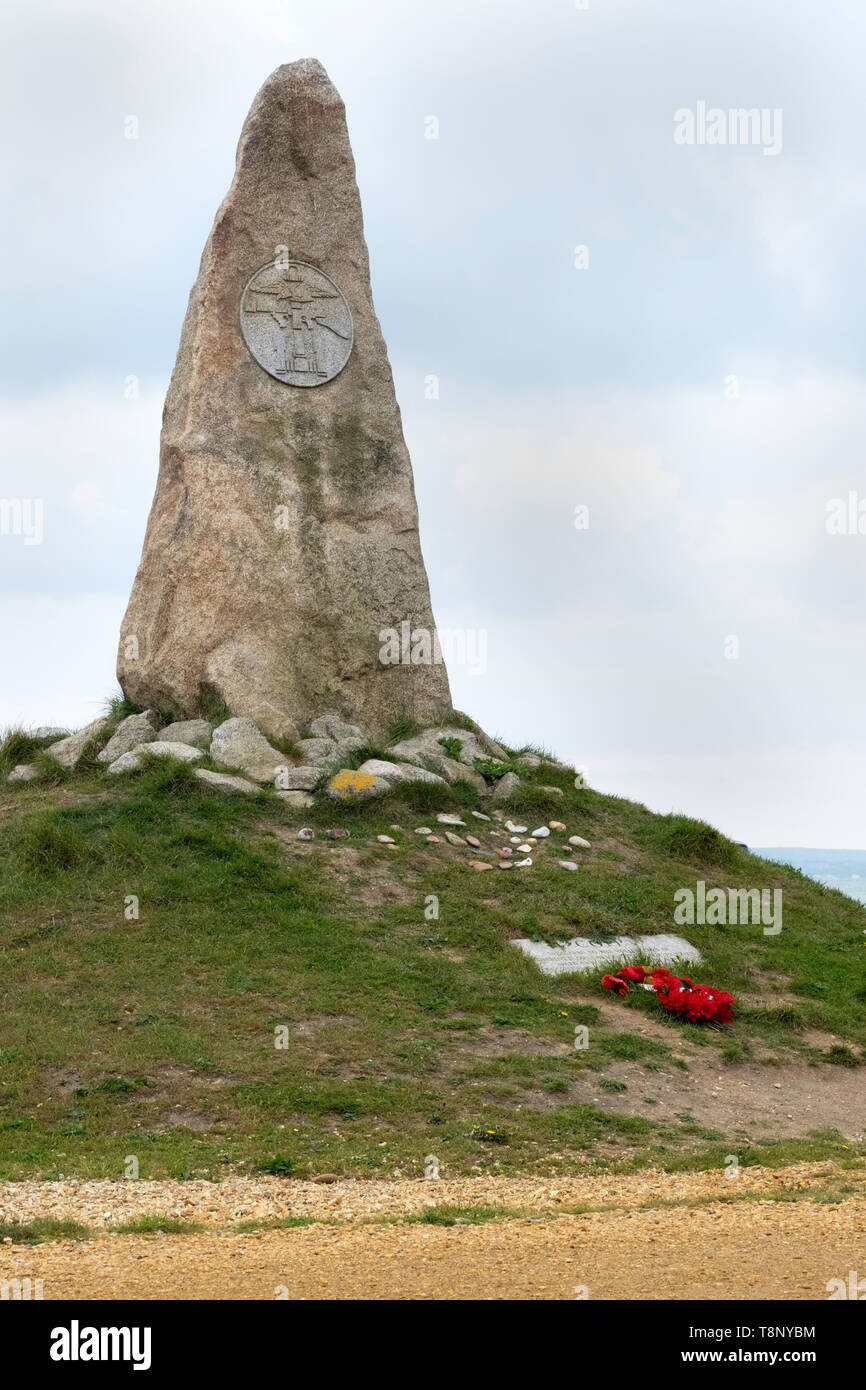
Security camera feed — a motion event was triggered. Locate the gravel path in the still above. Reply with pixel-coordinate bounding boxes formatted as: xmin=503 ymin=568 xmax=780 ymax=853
xmin=0 ymin=1159 xmax=855 ymax=1228
xmin=2 ymin=1161 xmax=864 ymax=1300
xmin=5 ymin=1198 xmax=864 ymax=1301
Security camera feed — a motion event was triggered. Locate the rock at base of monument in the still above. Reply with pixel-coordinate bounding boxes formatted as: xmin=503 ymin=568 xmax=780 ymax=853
xmin=97 ymin=711 xmax=161 ymax=764
xmin=158 ymin=719 xmax=213 ymax=749
xmin=326 ymin=769 xmax=391 ymax=802
xmin=355 ymin=757 xmax=445 ymax=787
xmin=108 ymin=741 xmax=205 ymax=774
xmin=275 ymin=765 xmax=320 ymax=792
xmin=355 ymin=758 xmax=404 ymax=782
xmin=47 ymin=717 xmax=109 ymax=770
xmin=194 ymin=768 xmax=260 ymax=796
xmin=397 ymin=764 xmax=447 ymax=785
xmin=33 ymin=726 xmax=69 ymax=741
xmin=490 ymin=771 xmax=521 ymax=802
xmin=309 ymin=714 xmax=365 ymax=744
xmin=387 ymin=727 xmax=490 ymax=770
xmin=275 ymin=789 xmax=315 ymax=808
xmin=435 ymin=756 xmax=488 ymax=795
xmin=210 ymin=717 xmax=288 ymax=784
xmin=297 ymin=737 xmax=339 ymax=766
xmin=8 ymin=764 xmax=38 ymax=783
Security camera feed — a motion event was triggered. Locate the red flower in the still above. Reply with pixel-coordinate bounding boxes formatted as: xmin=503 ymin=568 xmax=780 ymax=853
xmin=602 ymin=973 xmax=629 ymax=995
xmin=603 ymin=965 xmax=735 ymax=1023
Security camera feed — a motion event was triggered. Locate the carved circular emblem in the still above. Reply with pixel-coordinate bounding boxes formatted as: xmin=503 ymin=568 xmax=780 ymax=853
xmin=239 ymin=260 xmax=354 ymax=387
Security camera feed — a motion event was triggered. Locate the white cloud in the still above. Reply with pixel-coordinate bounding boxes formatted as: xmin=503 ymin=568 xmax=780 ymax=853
xmin=0 ymin=380 xmax=163 ymax=593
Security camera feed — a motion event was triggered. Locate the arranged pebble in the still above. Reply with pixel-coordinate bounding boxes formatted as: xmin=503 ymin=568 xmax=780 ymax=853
xmin=469 ymin=860 xmax=494 ymax=871
xmin=414 ymin=827 xmax=432 ymax=835
xmin=465 ymin=834 xmax=481 ymax=848
xmin=471 ymin=811 xmax=491 ymax=821
xmin=298 ymin=828 xmax=315 ymax=841
xmin=426 ymin=834 xmax=440 ymax=843
xmin=437 ymin=813 xmax=466 ymax=826
xmin=505 ymin=821 xmax=528 ymax=833
xmin=498 ymin=861 xmax=513 ymax=870
xmin=549 ymin=821 xmax=566 ymax=831
xmin=325 ymin=828 xmax=350 ymax=839
xmin=569 ymin=835 xmax=591 ymax=848
xmin=444 ymin=831 xmax=467 ymax=846
xmin=515 ymin=856 xmax=532 ymax=868
xmin=532 ymin=826 xmax=550 ymax=838
xmin=377 ymin=835 xmax=395 ymax=844
xmin=557 ymin=860 xmax=578 ymax=871
xmin=510 ymin=836 xmax=522 ymax=845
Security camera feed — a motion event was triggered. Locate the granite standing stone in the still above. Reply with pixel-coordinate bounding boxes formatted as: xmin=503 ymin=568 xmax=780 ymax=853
xmin=117 ymin=59 xmax=451 ymax=740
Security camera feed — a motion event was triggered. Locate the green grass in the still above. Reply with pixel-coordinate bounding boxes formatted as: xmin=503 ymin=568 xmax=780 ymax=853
xmin=235 ymin=1215 xmax=320 ymax=1232
xmin=111 ymin=1214 xmax=203 ymax=1235
xmin=386 ymin=714 xmax=421 ymax=743
xmin=257 ymin=1154 xmax=296 ymax=1175
xmin=0 ymin=733 xmax=864 ymax=1181
xmin=438 ymin=736 xmax=462 ymax=761
xmin=0 ymin=728 xmax=72 ymax=780
xmin=103 ymin=691 xmax=141 ymax=724
xmin=403 ymin=1204 xmax=518 ymax=1226
xmin=0 ymin=1218 xmax=92 ymax=1244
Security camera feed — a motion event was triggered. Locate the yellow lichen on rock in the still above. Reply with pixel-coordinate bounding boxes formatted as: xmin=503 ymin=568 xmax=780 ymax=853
xmin=328 ymin=768 xmax=378 ymax=801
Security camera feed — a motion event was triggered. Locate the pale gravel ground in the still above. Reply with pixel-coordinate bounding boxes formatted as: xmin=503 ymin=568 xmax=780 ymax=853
xmin=4 ymin=1185 xmax=865 ymax=1300
xmin=0 ymin=1159 xmax=859 ymax=1228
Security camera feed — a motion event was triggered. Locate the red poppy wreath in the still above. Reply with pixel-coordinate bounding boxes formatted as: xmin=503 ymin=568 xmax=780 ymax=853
xmin=602 ymin=964 xmax=735 ymax=1025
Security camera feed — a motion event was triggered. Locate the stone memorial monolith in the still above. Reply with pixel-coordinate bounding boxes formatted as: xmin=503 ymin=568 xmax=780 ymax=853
xmin=118 ymin=59 xmax=451 ymax=739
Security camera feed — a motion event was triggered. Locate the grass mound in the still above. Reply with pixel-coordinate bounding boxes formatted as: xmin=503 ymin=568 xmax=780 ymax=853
xmin=0 ymin=728 xmax=864 ymax=1183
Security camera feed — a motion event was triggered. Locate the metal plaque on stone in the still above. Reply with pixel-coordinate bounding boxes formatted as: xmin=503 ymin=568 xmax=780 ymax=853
xmin=240 ymin=260 xmax=354 ymax=386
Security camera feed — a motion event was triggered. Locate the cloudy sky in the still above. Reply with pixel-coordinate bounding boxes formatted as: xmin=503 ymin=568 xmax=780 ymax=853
xmin=2 ymin=0 xmax=864 ymax=846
